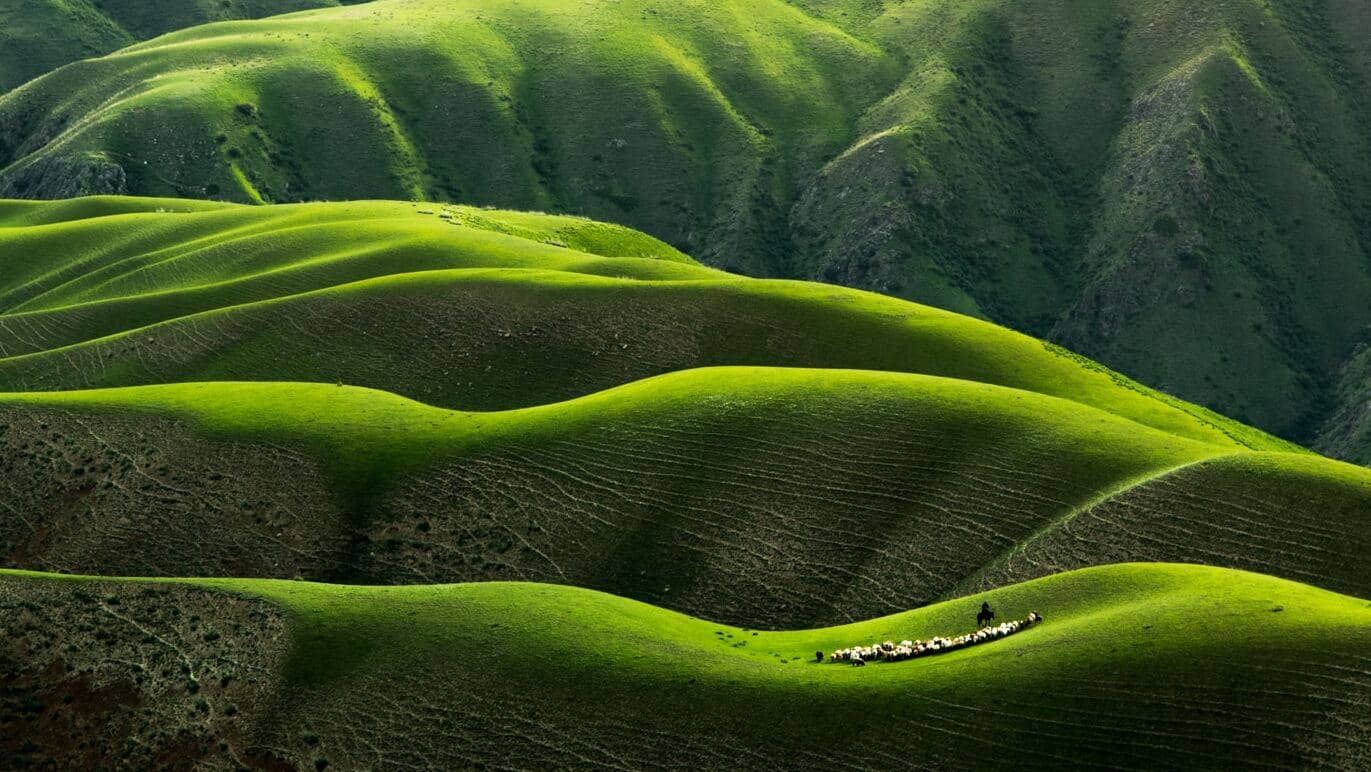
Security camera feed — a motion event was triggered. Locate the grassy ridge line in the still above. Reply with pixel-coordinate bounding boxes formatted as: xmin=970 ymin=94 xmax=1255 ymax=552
xmin=0 ymin=1 xmax=357 ymax=92
xmin=7 ymin=0 xmax=1370 ymax=456
xmin=0 ymin=367 xmax=1227 ymax=488
xmin=0 ymin=251 xmax=711 ymax=355
xmin=0 ymin=197 xmax=696 ymax=312
xmin=4 ymin=373 xmax=1367 ymax=620
xmin=961 ymin=450 xmax=1371 ymax=599
xmin=0 ymin=369 xmax=1226 ymax=624
xmin=943 ymin=452 xmax=1242 ymax=598
xmin=0 ymin=195 xmax=227 ymax=226
xmin=0 ymin=263 xmax=1295 ymax=452
xmin=2 ymin=563 xmax=1368 ymax=768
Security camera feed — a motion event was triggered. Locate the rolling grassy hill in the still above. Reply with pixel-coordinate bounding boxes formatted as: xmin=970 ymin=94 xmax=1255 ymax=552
xmin=0 ymin=197 xmax=1288 ymax=450
xmin=0 ymin=0 xmax=362 ymax=93
xmin=7 ymin=196 xmax=1371 ymax=635
xmin=3 ymin=564 xmax=1368 ymax=769
xmin=4 ymin=368 xmax=1369 ymax=627
xmin=2 ymin=4 xmax=1368 ymax=767
xmin=2 ymin=374 xmax=1367 ymax=630
xmin=2 ymin=0 xmax=1370 ymax=460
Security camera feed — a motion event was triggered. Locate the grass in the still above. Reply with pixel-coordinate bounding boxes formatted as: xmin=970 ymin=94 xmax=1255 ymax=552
xmin=1 ymin=370 xmax=1366 ymax=627
xmin=3 ymin=562 xmax=1368 ymax=768
xmin=0 ymin=0 xmax=356 ymax=92
xmin=0 ymin=197 xmax=1293 ymax=454
xmin=3 ymin=1 xmax=1371 ymax=458
xmin=3 ymin=196 xmax=1363 ymax=633
xmin=1 ymin=4 xmax=1367 ymax=767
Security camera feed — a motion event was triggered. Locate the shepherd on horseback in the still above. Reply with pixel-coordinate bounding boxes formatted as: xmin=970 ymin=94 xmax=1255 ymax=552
xmin=976 ymin=601 xmax=995 ymax=627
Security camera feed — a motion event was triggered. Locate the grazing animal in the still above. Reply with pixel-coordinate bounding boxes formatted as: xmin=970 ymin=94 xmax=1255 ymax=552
xmin=824 ymin=609 xmax=1045 ymax=666
xmin=977 ymin=601 xmax=995 ymax=627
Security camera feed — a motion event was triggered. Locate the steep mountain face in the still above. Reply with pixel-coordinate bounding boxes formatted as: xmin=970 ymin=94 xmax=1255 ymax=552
xmin=0 ymin=0 xmax=363 ymax=92
xmin=1 ymin=0 xmax=1369 ymax=461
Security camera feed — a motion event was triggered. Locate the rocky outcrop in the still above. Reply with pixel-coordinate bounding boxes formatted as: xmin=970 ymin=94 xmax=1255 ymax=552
xmin=0 ymin=154 xmax=126 ymax=199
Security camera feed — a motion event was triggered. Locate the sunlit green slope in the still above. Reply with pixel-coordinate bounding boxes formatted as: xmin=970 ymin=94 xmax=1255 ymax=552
xmin=6 ymin=196 xmax=1362 ymax=629
xmin=0 ymin=0 xmax=356 ymax=92
xmin=2 ymin=372 xmax=1366 ymax=627
xmin=3 ymin=0 xmax=1371 ymax=457
xmin=2 ymin=564 xmax=1367 ymax=769
xmin=0 ymin=197 xmax=1287 ymax=453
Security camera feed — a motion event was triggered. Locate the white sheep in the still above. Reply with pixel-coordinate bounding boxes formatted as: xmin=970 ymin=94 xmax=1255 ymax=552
xmin=826 ymin=611 xmax=1043 ymax=666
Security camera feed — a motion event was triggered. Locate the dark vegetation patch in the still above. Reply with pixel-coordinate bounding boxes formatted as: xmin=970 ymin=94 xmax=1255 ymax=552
xmin=0 ymin=578 xmax=288 ymax=769
xmin=0 ymin=406 xmax=351 ymax=580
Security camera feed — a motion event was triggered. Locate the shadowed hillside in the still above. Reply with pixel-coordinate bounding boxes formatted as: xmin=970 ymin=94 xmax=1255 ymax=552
xmin=1 ymin=373 xmax=1366 ymax=627
xmin=2 ymin=0 xmax=1370 ymax=459
xmin=0 ymin=0 xmax=364 ymax=92
xmin=7 ymin=197 xmax=1365 ymax=631
xmin=0 ymin=197 xmax=1285 ymax=450
xmin=2 ymin=565 xmax=1367 ymax=769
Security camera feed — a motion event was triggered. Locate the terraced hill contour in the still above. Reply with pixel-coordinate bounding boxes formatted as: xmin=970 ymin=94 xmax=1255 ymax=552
xmin=4 ymin=374 xmax=1369 ymax=629
xmin=3 ymin=564 xmax=1368 ymax=769
xmin=0 ymin=197 xmax=1286 ymax=447
xmin=3 ymin=0 xmax=1371 ymax=458
xmin=2 ymin=197 xmax=1369 ymax=635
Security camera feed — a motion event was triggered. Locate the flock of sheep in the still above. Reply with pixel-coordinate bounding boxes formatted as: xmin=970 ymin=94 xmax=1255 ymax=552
xmin=821 ymin=612 xmax=1043 ymax=666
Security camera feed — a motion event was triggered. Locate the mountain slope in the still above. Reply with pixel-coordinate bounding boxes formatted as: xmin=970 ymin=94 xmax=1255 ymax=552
xmin=0 ymin=0 xmax=358 ymax=92
xmin=2 ymin=373 xmax=1367 ymax=628
xmin=7 ymin=197 xmax=1365 ymax=630
xmin=0 ymin=197 xmax=1283 ymax=450
xmin=3 ymin=564 xmax=1368 ymax=769
xmin=2 ymin=0 xmax=1370 ymax=458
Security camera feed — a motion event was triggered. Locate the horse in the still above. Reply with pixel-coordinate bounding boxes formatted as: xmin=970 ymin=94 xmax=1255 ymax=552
xmin=976 ymin=602 xmax=995 ymax=627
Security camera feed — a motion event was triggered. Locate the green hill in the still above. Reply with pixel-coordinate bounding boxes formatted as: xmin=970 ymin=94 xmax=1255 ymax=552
xmin=2 ymin=0 xmax=1370 ymax=459
xmin=0 ymin=197 xmax=1287 ymax=453
xmin=0 ymin=0 xmax=359 ymax=93
xmin=2 ymin=372 xmax=1367 ymax=628
xmin=3 ymin=564 xmax=1368 ymax=769
xmin=3 ymin=5 xmax=1368 ymax=767
xmin=9 ymin=196 xmax=1370 ymax=632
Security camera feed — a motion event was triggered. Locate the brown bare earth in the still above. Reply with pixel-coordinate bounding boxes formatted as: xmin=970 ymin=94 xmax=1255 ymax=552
xmin=0 ymin=578 xmax=289 ymax=769
xmin=0 ymin=406 xmax=349 ymax=580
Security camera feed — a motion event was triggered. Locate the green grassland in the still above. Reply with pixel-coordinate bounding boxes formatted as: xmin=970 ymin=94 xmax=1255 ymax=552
xmin=2 ymin=370 xmax=1368 ymax=628
xmin=0 ymin=197 xmax=1290 ymax=453
xmin=2 ymin=3 xmax=1368 ymax=767
xmin=2 ymin=0 xmax=1370 ymax=459
xmin=2 ymin=563 xmax=1368 ymax=768
xmin=7 ymin=196 xmax=1370 ymax=633
xmin=0 ymin=0 xmax=361 ymax=92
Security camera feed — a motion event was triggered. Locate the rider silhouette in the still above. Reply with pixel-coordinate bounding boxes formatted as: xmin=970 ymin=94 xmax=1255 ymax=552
xmin=977 ymin=601 xmax=995 ymax=627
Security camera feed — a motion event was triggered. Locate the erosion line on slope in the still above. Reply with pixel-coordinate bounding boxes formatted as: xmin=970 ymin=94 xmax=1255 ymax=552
xmin=943 ymin=452 xmax=1249 ymax=600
